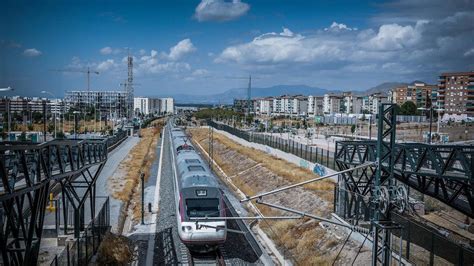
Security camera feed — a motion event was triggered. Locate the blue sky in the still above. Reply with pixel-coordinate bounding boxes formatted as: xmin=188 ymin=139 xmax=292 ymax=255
xmin=1 ymin=0 xmax=473 ymax=98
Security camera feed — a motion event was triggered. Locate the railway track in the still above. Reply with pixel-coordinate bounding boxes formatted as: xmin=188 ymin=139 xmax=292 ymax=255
xmin=182 ymin=244 xmax=227 ymax=266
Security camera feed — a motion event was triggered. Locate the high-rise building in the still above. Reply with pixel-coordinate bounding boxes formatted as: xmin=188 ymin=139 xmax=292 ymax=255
xmin=64 ymin=90 xmax=127 ymax=117
xmin=159 ymin=98 xmax=174 ymax=115
xmin=307 ymin=95 xmax=324 ymax=117
xmin=133 ymin=97 xmax=161 ymax=115
xmin=391 ymin=82 xmax=437 ymax=107
xmin=438 ymin=71 xmax=474 ymax=117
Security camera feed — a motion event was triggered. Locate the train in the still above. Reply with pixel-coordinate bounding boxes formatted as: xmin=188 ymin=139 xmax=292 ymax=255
xmin=169 ymin=126 xmax=227 ymax=252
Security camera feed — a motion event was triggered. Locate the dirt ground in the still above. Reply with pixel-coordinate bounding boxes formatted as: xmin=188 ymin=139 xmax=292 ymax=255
xmin=188 ymin=128 xmax=371 ymax=265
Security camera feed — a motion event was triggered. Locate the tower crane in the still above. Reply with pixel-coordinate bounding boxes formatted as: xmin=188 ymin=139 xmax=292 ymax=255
xmin=51 ymin=67 xmax=99 ymax=92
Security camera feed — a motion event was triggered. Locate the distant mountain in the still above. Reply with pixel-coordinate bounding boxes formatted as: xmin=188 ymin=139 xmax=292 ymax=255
xmin=173 ymin=84 xmax=331 ymax=104
xmin=362 ymin=82 xmax=408 ymax=96
xmin=171 ymin=81 xmax=428 ymax=104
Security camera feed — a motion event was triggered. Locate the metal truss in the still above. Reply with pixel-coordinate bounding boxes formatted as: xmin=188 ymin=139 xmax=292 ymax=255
xmin=0 ymin=139 xmax=109 ymax=265
xmin=336 ymin=141 xmax=474 ymax=218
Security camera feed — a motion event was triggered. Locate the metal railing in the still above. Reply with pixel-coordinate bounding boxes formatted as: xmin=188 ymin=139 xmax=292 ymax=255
xmin=50 ymin=197 xmax=110 ymax=266
xmin=207 ymin=120 xmax=336 ymax=170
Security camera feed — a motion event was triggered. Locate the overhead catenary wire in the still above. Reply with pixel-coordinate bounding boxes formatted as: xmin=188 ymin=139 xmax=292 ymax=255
xmin=241 ymin=161 xmax=376 ymax=202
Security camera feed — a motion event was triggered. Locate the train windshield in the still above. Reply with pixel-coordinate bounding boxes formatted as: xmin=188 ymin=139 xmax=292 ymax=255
xmin=186 ymin=198 xmax=219 ymax=217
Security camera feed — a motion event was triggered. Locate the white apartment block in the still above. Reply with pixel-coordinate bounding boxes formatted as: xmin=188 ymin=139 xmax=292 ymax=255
xmin=323 ymin=94 xmax=343 ymax=114
xmin=257 ymin=98 xmax=273 ymax=115
xmin=133 ymin=97 xmax=174 ymax=116
xmin=133 ymin=97 xmax=161 ymax=115
xmin=160 ymin=97 xmax=174 ymax=114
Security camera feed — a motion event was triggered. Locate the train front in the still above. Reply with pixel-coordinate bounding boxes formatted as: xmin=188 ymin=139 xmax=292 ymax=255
xmin=178 ymin=185 xmax=227 ymax=252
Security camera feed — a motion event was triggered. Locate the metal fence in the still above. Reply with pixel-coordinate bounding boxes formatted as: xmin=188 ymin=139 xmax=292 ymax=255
xmin=50 ymin=197 xmax=110 ymax=266
xmin=334 ymin=186 xmax=474 ymax=265
xmin=207 ymin=120 xmax=336 ymax=169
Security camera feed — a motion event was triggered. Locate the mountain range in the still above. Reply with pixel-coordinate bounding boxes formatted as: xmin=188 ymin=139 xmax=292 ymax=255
xmin=167 ymin=81 xmax=424 ymax=104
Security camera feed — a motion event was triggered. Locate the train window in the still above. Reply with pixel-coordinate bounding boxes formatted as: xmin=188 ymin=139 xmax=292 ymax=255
xmin=188 ymin=165 xmax=205 ymax=172
xmin=186 ymin=198 xmax=219 ymax=217
xmin=185 ymin=159 xmax=200 ymax=164
xmin=177 ymin=145 xmax=194 ymax=152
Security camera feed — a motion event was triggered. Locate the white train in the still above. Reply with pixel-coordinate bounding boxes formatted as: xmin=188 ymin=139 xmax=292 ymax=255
xmin=169 ymin=127 xmax=227 ymax=252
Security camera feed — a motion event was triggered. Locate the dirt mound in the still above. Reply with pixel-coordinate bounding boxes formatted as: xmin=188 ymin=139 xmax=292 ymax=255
xmin=95 ymin=232 xmax=136 ymax=265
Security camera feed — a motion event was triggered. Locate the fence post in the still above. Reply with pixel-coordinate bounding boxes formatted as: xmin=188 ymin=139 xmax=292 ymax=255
xmin=326 ymin=149 xmax=330 ymax=167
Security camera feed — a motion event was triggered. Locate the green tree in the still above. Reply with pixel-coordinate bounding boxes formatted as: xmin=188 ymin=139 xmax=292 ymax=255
xmin=351 ymin=124 xmax=356 ymax=134
xmin=400 ymin=101 xmax=418 ymax=115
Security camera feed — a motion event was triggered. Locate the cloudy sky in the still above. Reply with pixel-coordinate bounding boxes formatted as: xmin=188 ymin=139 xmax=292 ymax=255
xmin=1 ymin=0 xmax=473 ymax=98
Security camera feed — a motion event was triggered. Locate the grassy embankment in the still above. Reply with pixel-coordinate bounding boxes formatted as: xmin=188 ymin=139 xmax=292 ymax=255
xmin=188 ymin=128 xmax=342 ymax=265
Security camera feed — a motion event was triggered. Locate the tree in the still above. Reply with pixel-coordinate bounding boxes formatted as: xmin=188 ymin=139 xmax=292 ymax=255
xmin=351 ymin=124 xmax=356 ymax=134
xmin=400 ymin=101 xmax=418 ymax=115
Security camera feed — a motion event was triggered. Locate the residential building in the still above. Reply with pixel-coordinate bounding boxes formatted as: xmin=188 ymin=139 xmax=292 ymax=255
xmin=307 ymin=95 xmax=324 ymax=117
xmin=64 ymin=90 xmax=127 ymax=117
xmin=323 ymin=94 xmax=343 ymax=114
xmin=438 ymin=71 xmax=474 ymax=117
xmin=133 ymin=97 xmax=161 ymax=115
xmin=159 ymin=97 xmax=175 ymax=114
xmin=233 ymin=99 xmax=254 ymax=114
xmin=257 ymin=97 xmax=273 ymax=115
xmin=391 ymin=82 xmax=437 ymax=107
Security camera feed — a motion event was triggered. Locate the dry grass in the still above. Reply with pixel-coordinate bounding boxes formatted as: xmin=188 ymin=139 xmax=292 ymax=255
xmin=188 ymin=128 xmax=334 ymax=197
xmin=187 ymin=128 xmax=346 ymax=265
xmin=109 ymin=119 xmax=164 ymax=226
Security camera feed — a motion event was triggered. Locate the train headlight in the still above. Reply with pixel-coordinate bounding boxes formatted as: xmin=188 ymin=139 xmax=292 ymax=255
xmin=182 ymin=226 xmax=192 ymax=232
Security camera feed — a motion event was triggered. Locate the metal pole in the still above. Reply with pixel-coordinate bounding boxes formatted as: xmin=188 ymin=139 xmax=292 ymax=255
xmin=7 ymin=98 xmax=11 ymax=135
xmin=141 ymin=172 xmax=145 ymax=225
xmin=428 ymin=107 xmax=433 ymax=144
xmin=54 ymin=102 xmax=57 ymax=139
xmin=43 ymin=100 xmax=47 ymax=142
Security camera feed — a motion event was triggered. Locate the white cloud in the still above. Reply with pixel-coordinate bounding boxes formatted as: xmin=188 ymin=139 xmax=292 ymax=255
xmin=23 ymin=48 xmax=42 ymax=57
xmin=135 ymin=50 xmax=191 ymax=75
xmin=216 ymin=27 xmax=344 ymax=64
xmin=194 ymin=0 xmax=250 ymax=22
xmin=363 ymin=21 xmax=426 ymax=51
xmin=464 ymin=48 xmax=474 ymax=57
xmin=163 ymin=39 xmax=196 ymax=61
xmin=192 ymin=69 xmax=209 ymax=76
xmin=100 ymin=46 xmax=121 ymax=55
xmin=96 ymin=59 xmax=115 ymax=71
xmin=325 ymin=22 xmax=357 ymax=31
xmin=215 ymin=16 xmax=473 ymax=80
xmin=139 ymin=49 xmax=146 ymax=55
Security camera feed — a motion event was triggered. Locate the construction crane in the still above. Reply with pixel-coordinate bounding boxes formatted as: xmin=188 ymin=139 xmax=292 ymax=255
xmin=51 ymin=67 xmax=99 ymax=92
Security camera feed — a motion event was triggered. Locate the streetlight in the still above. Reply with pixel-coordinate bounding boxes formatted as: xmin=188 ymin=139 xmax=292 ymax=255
xmin=41 ymin=91 xmax=58 ymax=139
xmin=73 ymin=111 xmax=81 ymax=138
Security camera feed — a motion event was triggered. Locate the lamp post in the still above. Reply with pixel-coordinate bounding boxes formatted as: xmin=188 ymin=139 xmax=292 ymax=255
xmin=41 ymin=91 xmax=58 ymax=139
xmin=73 ymin=111 xmax=80 ymax=138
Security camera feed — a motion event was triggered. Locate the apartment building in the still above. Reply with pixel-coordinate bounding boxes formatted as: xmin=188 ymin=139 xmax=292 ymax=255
xmin=133 ymin=97 xmax=162 ymax=115
xmin=307 ymin=95 xmax=324 ymax=117
xmin=391 ymin=82 xmax=437 ymax=108
xmin=438 ymin=71 xmax=474 ymax=117
xmin=323 ymin=94 xmax=343 ymax=114
xmin=65 ymin=90 xmax=127 ymax=116
xmin=159 ymin=97 xmax=175 ymax=115
xmin=256 ymin=97 xmax=273 ymax=115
